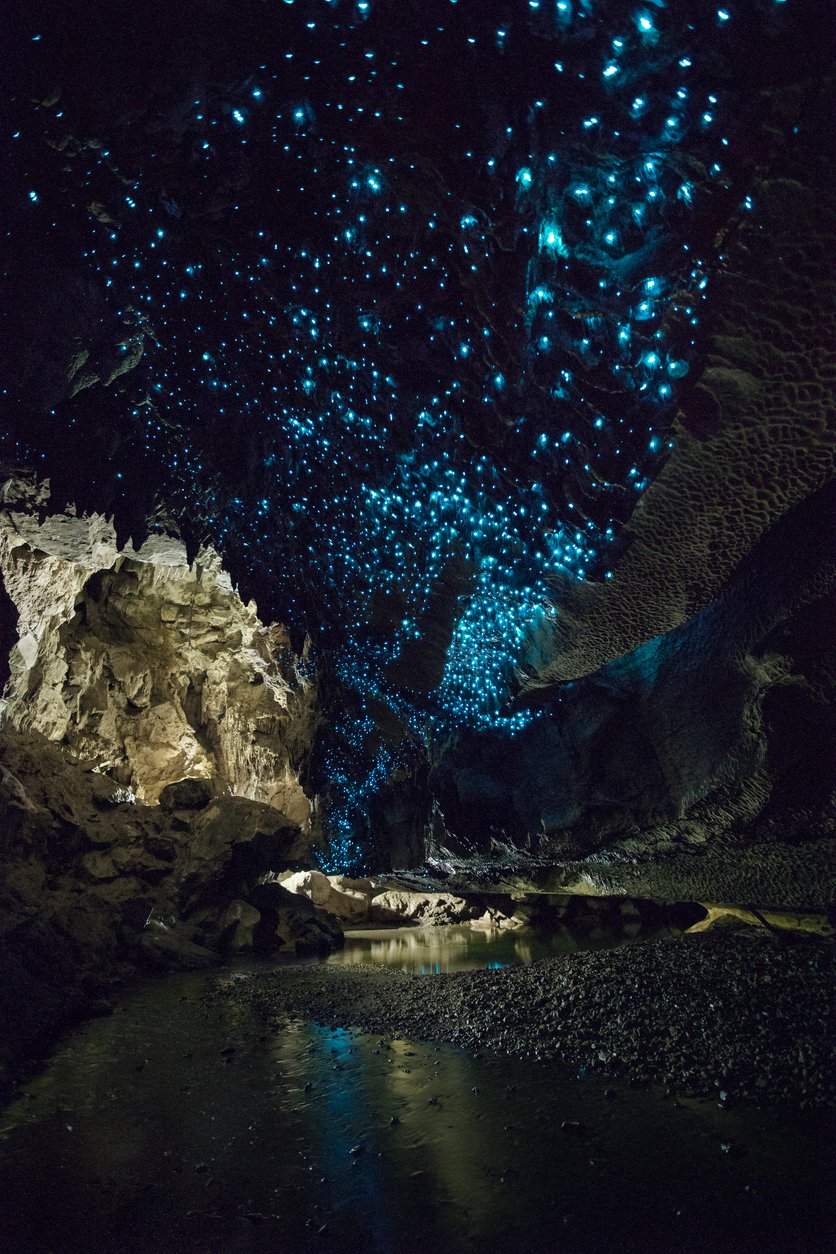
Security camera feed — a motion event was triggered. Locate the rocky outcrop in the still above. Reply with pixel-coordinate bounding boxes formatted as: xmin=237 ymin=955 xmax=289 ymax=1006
xmin=369 ymin=889 xmax=478 ymax=927
xmin=280 ymin=869 xmax=479 ymax=927
xmin=0 ymin=729 xmax=342 ymax=1089
xmin=278 ymin=870 xmax=710 ymax=938
xmin=281 ymin=871 xmax=378 ymax=924
xmin=0 ymin=480 xmax=342 ymax=1084
xmin=0 ymin=477 xmax=317 ymax=823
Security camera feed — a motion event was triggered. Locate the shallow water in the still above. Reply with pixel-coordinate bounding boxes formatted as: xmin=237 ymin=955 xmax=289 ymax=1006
xmin=326 ymin=921 xmax=643 ymax=973
xmin=0 ymin=952 xmax=832 ymax=1254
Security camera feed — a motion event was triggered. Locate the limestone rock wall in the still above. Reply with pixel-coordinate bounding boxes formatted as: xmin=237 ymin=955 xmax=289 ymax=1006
xmin=0 ymin=478 xmax=318 ymax=823
xmin=280 ymin=869 xmax=480 ymax=927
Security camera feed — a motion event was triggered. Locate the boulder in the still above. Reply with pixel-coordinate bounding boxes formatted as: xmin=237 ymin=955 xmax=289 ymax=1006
xmin=175 ymin=796 xmax=309 ymax=911
xmin=272 ymin=910 xmax=343 ymax=957
xmin=325 ymin=890 xmax=372 ymax=924
xmin=247 ymin=881 xmax=343 ymax=956
xmin=282 ymin=869 xmax=333 ymax=908
xmin=281 ymin=870 xmax=371 ymax=923
xmin=159 ymin=778 xmax=215 ymax=811
xmin=218 ymin=899 xmax=262 ymax=952
xmin=369 ymin=890 xmax=477 ymax=926
xmin=248 ymin=879 xmax=314 ymax=916
xmin=332 ymin=875 xmax=377 ymax=896
xmin=472 ymin=903 xmax=533 ymax=931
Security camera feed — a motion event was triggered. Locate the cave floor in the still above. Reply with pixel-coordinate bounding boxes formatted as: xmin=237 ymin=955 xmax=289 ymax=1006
xmin=0 ymin=951 xmax=833 ymax=1254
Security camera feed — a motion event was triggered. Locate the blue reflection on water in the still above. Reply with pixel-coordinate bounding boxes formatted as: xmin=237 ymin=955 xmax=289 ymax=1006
xmin=309 ymin=1024 xmax=394 ymax=1253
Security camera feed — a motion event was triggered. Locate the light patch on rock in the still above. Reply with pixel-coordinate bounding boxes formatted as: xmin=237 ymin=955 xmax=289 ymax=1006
xmin=281 ymin=870 xmax=478 ymax=927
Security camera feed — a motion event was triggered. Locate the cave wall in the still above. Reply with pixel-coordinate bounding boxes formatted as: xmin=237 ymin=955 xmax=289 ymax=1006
xmin=0 ymin=482 xmax=339 ymax=1082
xmin=0 ymin=22 xmax=831 ymax=894
xmin=424 ymin=481 xmax=835 ymax=905
xmin=520 ymin=170 xmax=836 ymax=690
xmin=0 ymin=477 xmax=318 ymax=824
xmin=408 ymin=91 xmax=836 ymax=895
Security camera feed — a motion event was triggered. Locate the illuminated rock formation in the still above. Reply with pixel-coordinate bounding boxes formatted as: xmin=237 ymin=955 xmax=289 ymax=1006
xmin=0 ymin=477 xmax=317 ymax=823
xmin=280 ymin=869 xmax=478 ymax=926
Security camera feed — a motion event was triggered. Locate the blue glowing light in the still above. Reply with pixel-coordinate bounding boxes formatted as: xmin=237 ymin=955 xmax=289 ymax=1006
xmin=2 ymin=0 xmax=778 ymax=869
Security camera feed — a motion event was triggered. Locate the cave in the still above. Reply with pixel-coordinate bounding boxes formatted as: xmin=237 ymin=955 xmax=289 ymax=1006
xmin=0 ymin=1 xmax=833 ymax=1250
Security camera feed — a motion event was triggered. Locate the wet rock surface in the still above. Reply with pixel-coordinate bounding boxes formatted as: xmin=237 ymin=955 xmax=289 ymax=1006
xmin=210 ymin=929 xmax=835 ymax=1107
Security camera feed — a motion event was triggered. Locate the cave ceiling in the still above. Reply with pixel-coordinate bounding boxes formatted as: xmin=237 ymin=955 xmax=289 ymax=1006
xmin=1 ymin=0 xmax=832 ymax=864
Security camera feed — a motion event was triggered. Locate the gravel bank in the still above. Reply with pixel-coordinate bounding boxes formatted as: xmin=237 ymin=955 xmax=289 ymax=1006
xmin=210 ymin=929 xmax=835 ymax=1106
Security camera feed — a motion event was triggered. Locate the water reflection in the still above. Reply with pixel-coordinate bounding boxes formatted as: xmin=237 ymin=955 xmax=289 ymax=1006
xmin=0 ymin=967 xmax=831 ymax=1253
xmin=327 ymin=922 xmax=629 ymax=973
